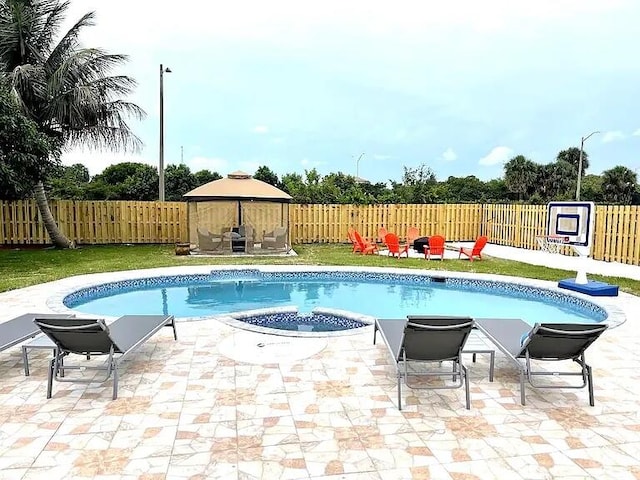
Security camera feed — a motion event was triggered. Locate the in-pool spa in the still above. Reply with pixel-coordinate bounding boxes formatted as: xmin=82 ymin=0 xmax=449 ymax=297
xmin=63 ymin=269 xmax=608 ymax=326
xmin=234 ymin=311 xmax=369 ymax=333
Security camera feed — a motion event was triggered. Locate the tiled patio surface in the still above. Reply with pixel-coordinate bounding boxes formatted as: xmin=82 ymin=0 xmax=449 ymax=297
xmin=1 ymin=249 xmax=639 ymax=479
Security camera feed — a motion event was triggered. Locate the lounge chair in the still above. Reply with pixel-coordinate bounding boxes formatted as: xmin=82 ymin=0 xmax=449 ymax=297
xmin=1 ymin=312 xmax=75 ymax=361
xmin=373 ymin=316 xmax=477 ymax=410
xmin=34 ymin=314 xmax=177 ymax=400
xmin=406 ymin=226 xmax=420 ymax=246
xmin=377 ymin=226 xmax=388 ymax=243
xmin=474 ymin=318 xmax=608 ymax=406
xmin=384 ymin=233 xmax=409 ymax=259
xmin=347 ymin=227 xmax=361 ymax=253
xmin=353 ymin=230 xmax=378 ymax=255
xmin=424 ymin=234 xmax=445 ymax=260
xmin=459 ymin=235 xmax=488 ymax=261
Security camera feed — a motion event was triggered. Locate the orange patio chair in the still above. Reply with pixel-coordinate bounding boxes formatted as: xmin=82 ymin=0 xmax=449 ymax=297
xmin=424 ymin=235 xmax=445 ymax=260
xmin=353 ymin=230 xmax=378 ymax=255
xmin=407 ymin=226 xmax=420 ymax=246
xmin=347 ymin=227 xmax=361 ymax=253
xmin=384 ymin=233 xmax=409 ymax=259
xmin=459 ymin=236 xmax=488 ymax=262
xmin=378 ymin=226 xmax=389 ymax=243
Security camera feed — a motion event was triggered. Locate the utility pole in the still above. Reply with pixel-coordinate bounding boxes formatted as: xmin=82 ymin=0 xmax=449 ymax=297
xmin=576 ymin=131 xmax=599 ymax=201
xmin=159 ymin=64 xmax=172 ymax=201
xmin=180 ymin=146 xmax=184 ymax=164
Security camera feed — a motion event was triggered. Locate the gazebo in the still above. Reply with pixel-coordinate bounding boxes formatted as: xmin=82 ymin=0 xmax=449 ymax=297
xmin=184 ymin=171 xmax=292 ymax=254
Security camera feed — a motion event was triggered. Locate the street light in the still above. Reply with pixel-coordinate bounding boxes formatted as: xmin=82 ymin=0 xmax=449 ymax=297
xmin=575 ymin=130 xmax=599 ymax=201
xmin=159 ymin=64 xmax=172 ymax=201
xmin=355 ymin=152 xmax=365 ymax=178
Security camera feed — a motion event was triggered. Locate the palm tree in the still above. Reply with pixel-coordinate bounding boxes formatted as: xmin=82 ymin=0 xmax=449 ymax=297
xmin=601 ymin=166 xmax=637 ymax=205
xmin=0 ymin=0 xmax=145 ymax=247
xmin=557 ymin=147 xmax=589 ymax=175
xmin=503 ymin=155 xmax=538 ymax=201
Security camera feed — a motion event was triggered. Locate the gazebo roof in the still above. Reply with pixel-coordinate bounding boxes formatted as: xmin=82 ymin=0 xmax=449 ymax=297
xmin=184 ymin=171 xmax=292 ymax=202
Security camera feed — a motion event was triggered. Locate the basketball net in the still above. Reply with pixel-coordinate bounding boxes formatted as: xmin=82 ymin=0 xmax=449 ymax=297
xmin=535 ymin=235 xmax=566 ymax=254
xmin=536 ymin=236 xmax=590 ymax=285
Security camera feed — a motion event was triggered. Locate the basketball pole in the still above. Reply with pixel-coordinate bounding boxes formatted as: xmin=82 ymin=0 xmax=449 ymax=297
xmin=573 ymin=246 xmax=590 ymax=284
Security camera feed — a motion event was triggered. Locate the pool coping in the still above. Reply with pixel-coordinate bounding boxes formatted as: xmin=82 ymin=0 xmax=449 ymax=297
xmin=36 ymin=265 xmax=626 ymax=335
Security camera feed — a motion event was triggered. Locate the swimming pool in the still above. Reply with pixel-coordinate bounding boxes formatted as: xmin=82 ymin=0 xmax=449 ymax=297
xmin=63 ymin=269 xmax=608 ymax=325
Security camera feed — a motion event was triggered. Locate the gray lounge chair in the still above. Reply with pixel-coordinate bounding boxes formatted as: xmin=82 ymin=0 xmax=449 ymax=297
xmin=0 ymin=312 xmax=75 ymax=362
xmin=374 ymin=316 xmax=476 ymax=410
xmin=474 ymin=318 xmax=608 ymax=406
xmin=34 ymin=314 xmax=177 ymax=400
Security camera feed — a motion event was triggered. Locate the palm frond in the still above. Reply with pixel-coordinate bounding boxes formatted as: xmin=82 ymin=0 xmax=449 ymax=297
xmin=45 ymin=11 xmax=95 ymax=72
xmin=0 ymin=0 xmax=65 ymax=68
xmin=34 ymin=0 xmax=72 ymax=53
xmin=1 ymin=1 xmax=146 ymax=154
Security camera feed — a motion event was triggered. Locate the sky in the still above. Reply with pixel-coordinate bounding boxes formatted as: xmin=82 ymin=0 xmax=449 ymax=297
xmin=61 ymin=0 xmax=640 ymax=184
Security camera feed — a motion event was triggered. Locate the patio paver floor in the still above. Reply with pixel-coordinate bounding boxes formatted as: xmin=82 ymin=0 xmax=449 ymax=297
xmin=1 ymin=248 xmax=639 ymax=479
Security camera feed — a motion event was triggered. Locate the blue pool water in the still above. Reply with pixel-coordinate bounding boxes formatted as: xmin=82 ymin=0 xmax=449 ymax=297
xmin=64 ymin=271 xmax=607 ymax=325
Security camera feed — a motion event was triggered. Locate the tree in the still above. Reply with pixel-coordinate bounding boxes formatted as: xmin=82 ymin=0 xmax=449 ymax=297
xmin=89 ymin=162 xmax=158 ymax=200
xmin=601 ymin=166 xmax=637 ymax=204
xmin=390 ymin=164 xmax=437 ymax=203
xmin=193 ymin=169 xmax=221 ymax=186
xmin=503 ymin=155 xmax=538 ymax=201
xmin=253 ymin=165 xmax=279 ymax=186
xmin=580 ymin=174 xmax=604 ymax=202
xmin=535 ymin=161 xmax=576 ymax=201
xmin=0 ymin=0 xmax=145 ymax=247
xmin=443 ymin=175 xmax=488 ymax=203
xmin=557 ymin=147 xmax=588 ymax=175
xmin=280 ymin=172 xmax=309 ymax=203
xmin=0 ymin=81 xmax=55 ymax=199
xmin=165 ymin=164 xmax=195 ymax=201
xmin=49 ymin=163 xmax=90 ymax=198
xmin=483 ymin=178 xmax=511 ymax=203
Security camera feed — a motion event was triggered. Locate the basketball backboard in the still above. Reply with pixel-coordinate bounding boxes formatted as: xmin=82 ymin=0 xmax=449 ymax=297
xmin=546 ymin=201 xmax=595 ymax=249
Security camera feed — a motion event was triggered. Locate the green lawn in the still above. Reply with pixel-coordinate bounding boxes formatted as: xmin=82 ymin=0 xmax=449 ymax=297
xmin=1 ymin=243 xmax=638 ymax=296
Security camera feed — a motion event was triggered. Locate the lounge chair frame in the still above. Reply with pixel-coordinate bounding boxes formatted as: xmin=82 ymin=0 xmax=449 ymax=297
xmin=0 ymin=313 xmax=76 ymax=374
xmin=475 ymin=318 xmax=607 ymax=406
xmin=374 ymin=317 xmax=483 ymax=410
xmin=34 ymin=315 xmax=177 ymax=400
xmin=0 ymin=313 xmax=75 ymax=353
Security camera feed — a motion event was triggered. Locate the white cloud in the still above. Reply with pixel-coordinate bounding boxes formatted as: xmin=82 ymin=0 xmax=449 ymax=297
xmin=602 ymin=130 xmax=625 ymax=143
xmin=252 ymin=125 xmax=269 ymax=134
xmin=632 ymin=128 xmax=640 ymax=137
xmin=478 ymin=146 xmax=514 ymax=166
xmin=69 ymin=0 xmax=626 ymax=50
xmin=61 ymin=149 xmax=155 ymax=176
xmin=440 ymin=147 xmax=457 ymax=162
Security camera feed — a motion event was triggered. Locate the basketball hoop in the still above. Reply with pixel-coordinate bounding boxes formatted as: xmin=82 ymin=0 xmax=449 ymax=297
xmin=535 ymin=235 xmax=569 ymax=254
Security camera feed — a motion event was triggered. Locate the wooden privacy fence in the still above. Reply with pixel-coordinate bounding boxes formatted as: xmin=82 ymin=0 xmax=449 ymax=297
xmin=3 ymin=200 xmax=640 ymax=266
xmin=481 ymin=204 xmax=640 ymax=265
xmin=0 ymin=200 xmax=188 ymax=245
xmin=289 ymin=204 xmax=482 ymax=244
